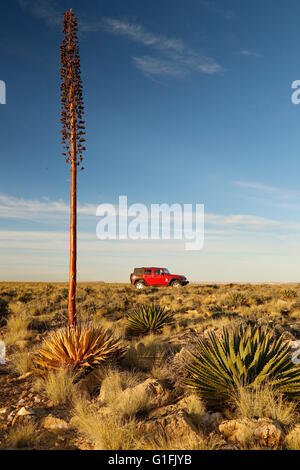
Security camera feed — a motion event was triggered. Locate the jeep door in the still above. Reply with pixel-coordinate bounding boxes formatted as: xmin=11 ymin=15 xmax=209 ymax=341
xmin=143 ymin=268 xmax=153 ymax=285
xmin=153 ymin=268 xmax=169 ymax=286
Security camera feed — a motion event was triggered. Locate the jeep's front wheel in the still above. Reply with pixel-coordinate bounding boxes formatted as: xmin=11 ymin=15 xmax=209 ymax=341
xmin=135 ymin=281 xmax=145 ymax=290
xmin=171 ymin=280 xmax=181 ymax=288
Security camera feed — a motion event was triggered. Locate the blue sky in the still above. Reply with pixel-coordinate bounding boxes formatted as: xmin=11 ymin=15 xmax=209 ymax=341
xmin=1 ymin=0 xmax=300 ymax=282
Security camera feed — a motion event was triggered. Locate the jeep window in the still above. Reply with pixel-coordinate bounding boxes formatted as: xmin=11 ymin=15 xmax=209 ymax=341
xmin=144 ymin=269 xmax=152 ymax=275
xmin=163 ymin=268 xmax=170 ymax=274
xmin=154 ymin=269 xmax=163 ymax=275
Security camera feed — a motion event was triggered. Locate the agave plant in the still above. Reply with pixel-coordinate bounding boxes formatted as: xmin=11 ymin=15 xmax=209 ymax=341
xmin=127 ymin=304 xmax=173 ymax=336
xmin=183 ymin=325 xmax=300 ymax=404
xmin=33 ymin=323 xmax=127 ymax=373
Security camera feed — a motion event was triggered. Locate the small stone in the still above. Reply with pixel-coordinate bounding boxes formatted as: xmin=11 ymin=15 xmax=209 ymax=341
xmin=0 ymin=407 xmax=7 ymax=414
xmin=42 ymin=416 xmax=69 ymax=430
xmin=11 ymin=407 xmax=35 ymax=427
xmin=16 ymin=406 xmax=35 ymax=417
xmin=254 ymin=419 xmax=282 ymax=448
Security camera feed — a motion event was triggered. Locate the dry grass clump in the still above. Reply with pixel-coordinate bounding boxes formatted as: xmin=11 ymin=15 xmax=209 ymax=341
xmin=145 ymin=430 xmax=221 ymax=450
xmin=10 ymin=350 xmax=32 ymax=375
xmin=123 ymin=334 xmax=178 ymax=371
xmin=7 ymin=423 xmax=37 ymax=449
xmin=99 ymin=369 xmax=151 ymax=418
xmin=72 ymin=397 xmax=145 ymax=449
xmin=99 ymin=368 xmax=142 ymax=402
xmin=285 ymin=426 xmax=300 ymax=450
xmin=183 ymin=394 xmax=206 ymax=425
xmin=5 ymin=312 xmax=31 ymax=347
xmin=40 ymin=368 xmax=78 ymax=405
xmin=232 ymin=384 xmax=297 ymax=427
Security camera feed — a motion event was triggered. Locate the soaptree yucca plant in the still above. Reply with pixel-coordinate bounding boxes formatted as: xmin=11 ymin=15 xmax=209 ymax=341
xmin=60 ymin=8 xmax=86 ymax=327
xmin=33 ymin=324 xmax=128 ymax=374
xmin=127 ymin=304 xmax=174 ymax=336
xmin=33 ymin=11 xmax=127 ymax=375
xmin=183 ymin=325 xmax=300 ymax=405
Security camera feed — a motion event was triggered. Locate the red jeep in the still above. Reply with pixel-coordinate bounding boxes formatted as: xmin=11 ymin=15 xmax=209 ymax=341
xmin=130 ymin=267 xmax=189 ymax=290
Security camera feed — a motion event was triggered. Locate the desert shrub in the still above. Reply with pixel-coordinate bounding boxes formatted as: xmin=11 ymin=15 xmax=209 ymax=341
xmin=281 ymin=289 xmax=297 ymax=301
xmin=7 ymin=423 xmax=36 ymax=449
xmin=72 ymin=397 xmax=145 ymax=449
xmin=127 ymin=304 xmax=173 ymax=336
xmin=17 ymin=291 xmax=33 ymax=303
xmin=233 ymin=384 xmax=297 ymax=427
xmin=226 ymin=292 xmax=248 ymax=308
xmin=183 ymin=325 xmax=300 ymax=405
xmin=33 ymin=323 xmax=127 ymax=373
xmin=0 ymin=297 xmax=9 ymax=326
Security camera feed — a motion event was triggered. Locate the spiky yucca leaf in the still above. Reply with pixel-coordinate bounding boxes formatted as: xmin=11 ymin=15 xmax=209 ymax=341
xmin=183 ymin=325 xmax=300 ymax=404
xmin=127 ymin=304 xmax=173 ymax=336
xmin=33 ymin=323 xmax=127 ymax=373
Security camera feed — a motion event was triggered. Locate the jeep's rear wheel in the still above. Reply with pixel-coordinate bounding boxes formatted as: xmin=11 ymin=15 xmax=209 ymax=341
xmin=135 ymin=281 xmax=145 ymax=290
xmin=171 ymin=280 xmax=181 ymax=288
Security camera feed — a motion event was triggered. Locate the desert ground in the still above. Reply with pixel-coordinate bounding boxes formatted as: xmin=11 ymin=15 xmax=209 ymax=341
xmin=1 ymin=281 xmax=300 ymax=450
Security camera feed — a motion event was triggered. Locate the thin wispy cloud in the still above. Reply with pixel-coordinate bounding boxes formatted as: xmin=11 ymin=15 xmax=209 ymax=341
xmin=234 ymin=180 xmax=300 ymax=212
xmin=18 ymin=0 xmax=61 ymax=28
xmin=235 ymin=180 xmax=300 ymax=200
xmin=200 ymin=0 xmax=235 ymax=20
xmin=18 ymin=1 xmax=223 ymax=79
xmin=235 ymin=49 xmax=262 ymax=58
xmin=103 ymin=17 xmax=223 ymax=79
xmin=103 ymin=18 xmax=184 ymax=53
xmin=0 ymin=193 xmax=96 ymax=221
xmin=0 ymin=192 xmax=292 ymax=234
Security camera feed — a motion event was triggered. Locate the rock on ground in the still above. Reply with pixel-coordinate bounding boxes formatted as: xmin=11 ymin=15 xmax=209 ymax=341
xmin=219 ymin=418 xmax=283 ymax=448
xmin=41 ymin=416 xmax=69 ymax=430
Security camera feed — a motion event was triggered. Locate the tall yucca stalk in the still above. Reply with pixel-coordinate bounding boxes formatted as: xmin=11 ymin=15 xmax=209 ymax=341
xmin=60 ymin=9 xmax=86 ymax=327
